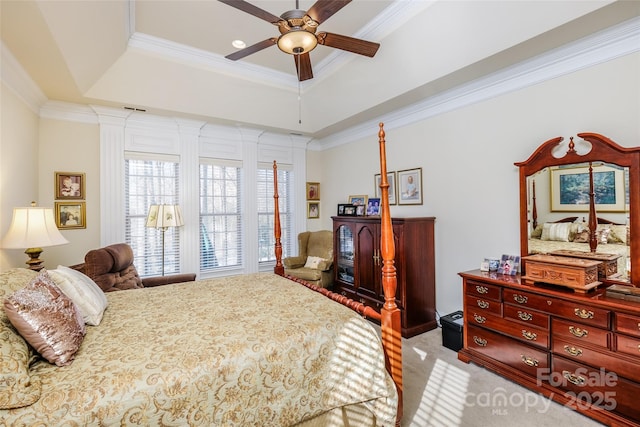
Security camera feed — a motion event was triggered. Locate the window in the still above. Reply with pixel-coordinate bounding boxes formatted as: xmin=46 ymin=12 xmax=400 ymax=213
xmin=257 ymin=164 xmax=292 ymax=264
xmin=125 ymin=155 xmax=181 ymax=276
xmin=199 ymin=161 xmax=243 ymax=271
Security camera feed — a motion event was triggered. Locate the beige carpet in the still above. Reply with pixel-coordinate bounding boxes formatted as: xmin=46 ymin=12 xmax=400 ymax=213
xmin=400 ymin=327 xmax=604 ymax=427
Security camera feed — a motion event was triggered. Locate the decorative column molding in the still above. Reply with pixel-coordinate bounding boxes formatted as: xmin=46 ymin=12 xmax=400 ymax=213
xmin=241 ymin=127 xmax=261 ymax=273
xmin=175 ymin=118 xmax=205 ymax=276
xmin=91 ymin=106 xmax=131 ymax=245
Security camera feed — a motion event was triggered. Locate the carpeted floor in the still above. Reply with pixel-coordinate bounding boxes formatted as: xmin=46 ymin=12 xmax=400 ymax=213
xmin=400 ymin=326 xmax=604 ymax=427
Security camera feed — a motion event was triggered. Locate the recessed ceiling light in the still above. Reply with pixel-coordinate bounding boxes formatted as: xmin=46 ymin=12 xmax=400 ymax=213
xmin=232 ymin=40 xmax=246 ymax=49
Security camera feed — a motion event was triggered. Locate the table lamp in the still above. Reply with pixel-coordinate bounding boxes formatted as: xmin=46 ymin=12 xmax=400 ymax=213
xmin=2 ymin=203 xmax=69 ymax=271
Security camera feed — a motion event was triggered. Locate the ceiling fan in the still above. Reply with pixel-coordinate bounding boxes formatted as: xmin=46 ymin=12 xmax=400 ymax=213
xmin=218 ymin=0 xmax=380 ymax=81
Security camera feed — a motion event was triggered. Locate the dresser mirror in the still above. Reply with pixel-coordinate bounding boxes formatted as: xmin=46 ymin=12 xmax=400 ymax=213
xmin=516 ymin=133 xmax=640 ymax=286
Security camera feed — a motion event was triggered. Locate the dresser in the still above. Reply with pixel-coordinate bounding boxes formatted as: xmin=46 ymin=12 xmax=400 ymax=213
xmin=333 ymin=216 xmax=437 ymax=337
xmin=459 ymin=270 xmax=640 ymax=426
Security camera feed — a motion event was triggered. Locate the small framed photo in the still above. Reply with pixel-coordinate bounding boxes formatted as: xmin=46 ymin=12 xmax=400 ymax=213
xmin=306 ymin=182 xmax=320 ymax=200
xmin=307 ymin=202 xmax=320 ymax=219
xmin=367 ymin=198 xmax=381 ymax=216
xmin=374 ymin=172 xmax=396 ymax=205
xmin=55 ymin=172 xmax=85 ymax=200
xmin=338 ymin=204 xmax=357 ymax=216
xmin=348 ymin=195 xmax=368 ymax=207
xmin=55 ymin=202 xmax=86 ymax=229
xmin=397 ymin=168 xmax=423 ymax=205
xmin=356 ymin=205 xmax=366 ymax=216
xmin=498 ymin=254 xmax=521 ymax=276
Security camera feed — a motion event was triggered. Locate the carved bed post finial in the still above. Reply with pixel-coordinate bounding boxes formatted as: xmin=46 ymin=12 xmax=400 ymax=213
xmin=378 ymin=122 xmax=403 ymax=425
xmin=273 ymin=161 xmax=284 ymax=276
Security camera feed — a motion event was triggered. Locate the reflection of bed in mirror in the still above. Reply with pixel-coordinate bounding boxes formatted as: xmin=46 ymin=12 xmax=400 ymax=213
xmin=528 ymin=215 xmax=630 ymax=278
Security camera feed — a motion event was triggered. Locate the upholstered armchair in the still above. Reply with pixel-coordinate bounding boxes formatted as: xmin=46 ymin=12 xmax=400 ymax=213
xmin=283 ymin=230 xmax=334 ymax=288
xmin=72 ymin=243 xmax=196 ymax=292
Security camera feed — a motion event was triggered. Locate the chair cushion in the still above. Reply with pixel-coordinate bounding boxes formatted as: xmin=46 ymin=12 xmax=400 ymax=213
xmin=284 ymin=267 xmax=323 ymax=282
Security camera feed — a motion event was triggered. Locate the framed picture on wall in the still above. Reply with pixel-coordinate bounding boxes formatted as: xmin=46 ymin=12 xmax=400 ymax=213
xmin=55 ymin=172 xmax=85 ymax=200
xmin=397 ymin=168 xmax=423 ymax=205
xmin=374 ymin=172 xmax=396 ymax=205
xmin=306 ymin=182 xmax=320 ymax=200
xmin=55 ymin=202 xmax=86 ymax=229
xmin=307 ymin=202 xmax=320 ymax=219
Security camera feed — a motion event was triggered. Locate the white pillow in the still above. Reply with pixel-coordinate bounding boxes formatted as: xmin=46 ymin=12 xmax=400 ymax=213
xmin=540 ymin=222 xmax=571 ymax=242
xmin=304 ymin=256 xmax=324 ymax=269
xmin=48 ymin=266 xmax=108 ymax=326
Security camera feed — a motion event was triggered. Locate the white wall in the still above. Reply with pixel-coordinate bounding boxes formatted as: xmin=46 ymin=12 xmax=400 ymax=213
xmin=313 ymin=52 xmax=640 ymax=317
xmin=0 ymin=82 xmax=40 ymax=270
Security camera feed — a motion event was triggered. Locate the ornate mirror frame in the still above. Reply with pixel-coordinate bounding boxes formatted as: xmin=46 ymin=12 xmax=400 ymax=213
xmin=516 ymin=132 xmax=640 ymax=286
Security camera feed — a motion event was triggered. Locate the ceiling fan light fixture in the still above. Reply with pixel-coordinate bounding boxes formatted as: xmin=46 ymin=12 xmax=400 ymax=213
xmin=277 ymin=30 xmax=317 ymax=55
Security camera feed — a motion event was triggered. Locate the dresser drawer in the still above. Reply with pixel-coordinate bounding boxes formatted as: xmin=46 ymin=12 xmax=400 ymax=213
xmin=504 ymin=288 xmax=610 ymax=328
xmin=552 ymin=337 xmax=640 ymax=384
xmin=503 ymin=304 xmax=549 ymax=328
xmin=616 ymin=334 xmax=640 ymax=359
xmin=552 ymin=318 xmax=610 ymax=349
xmin=551 ymin=355 xmax=640 ymax=422
xmin=615 ymin=312 xmax=640 ymax=338
xmin=466 ymin=324 xmax=549 ymax=376
xmin=467 ymin=312 xmax=548 ymax=349
xmin=466 ymin=280 xmax=501 ymax=301
xmin=464 ymin=294 xmax=502 ymax=316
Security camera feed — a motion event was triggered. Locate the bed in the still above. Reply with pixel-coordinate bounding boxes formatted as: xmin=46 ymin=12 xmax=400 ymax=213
xmin=0 ymin=124 xmax=402 ymax=426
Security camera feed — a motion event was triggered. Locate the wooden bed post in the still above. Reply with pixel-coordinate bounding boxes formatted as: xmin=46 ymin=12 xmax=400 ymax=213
xmin=273 ymin=160 xmax=284 ymax=276
xmin=378 ymin=123 xmax=403 ymax=425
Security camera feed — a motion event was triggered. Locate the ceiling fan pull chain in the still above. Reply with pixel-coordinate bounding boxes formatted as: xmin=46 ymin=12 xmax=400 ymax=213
xmin=298 ymin=71 xmax=302 ymax=124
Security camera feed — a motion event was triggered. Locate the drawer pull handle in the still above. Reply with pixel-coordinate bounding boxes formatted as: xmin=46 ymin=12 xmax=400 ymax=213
xmin=513 ymin=294 xmax=528 ymax=304
xmin=562 ymin=370 xmax=586 ymax=386
xmin=473 ymin=314 xmax=487 ymax=324
xmin=473 ymin=336 xmax=487 ymax=347
xmin=522 ymin=330 xmax=537 ymax=341
xmin=477 ymin=300 xmax=489 ymax=309
xmin=569 ymin=325 xmax=588 ymax=338
xmin=563 ymin=345 xmax=583 ymax=357
xmin=517 ymin=311 xmax=533 ymax=321
xmin=521 ymin=355 xmax=539 ymax=367
xmin=476 ymin=285 xmax=489 ymax=294
xmin=574 ymin=308 xmax=594 ymax=319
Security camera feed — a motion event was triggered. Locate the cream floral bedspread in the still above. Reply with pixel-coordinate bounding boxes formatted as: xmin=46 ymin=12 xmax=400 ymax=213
xmin=2 ymin=271 xmax=397 ymax=426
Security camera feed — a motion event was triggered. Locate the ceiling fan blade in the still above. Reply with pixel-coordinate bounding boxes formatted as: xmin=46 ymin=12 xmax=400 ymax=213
xmin=218 ymin=0 xmax=282 ymax=24
xmin=294 ymin=53 xmax=313 ymax=81
xmin=317 ymin=32 xmax=380 ymax=57
xmin=225 ymin=38 xmax=277 ymax=61
xmin=306 ymin=0 xmax=351 ymax=25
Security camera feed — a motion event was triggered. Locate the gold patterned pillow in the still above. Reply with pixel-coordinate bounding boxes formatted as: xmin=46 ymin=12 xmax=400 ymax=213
xmin=4 ymin=271 xmax=85 ymax=367
xmin=0 ymin=268 xmax=41 ymax=409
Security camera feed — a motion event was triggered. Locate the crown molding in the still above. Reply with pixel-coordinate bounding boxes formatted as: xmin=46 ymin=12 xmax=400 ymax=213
xmin=1 ymin=42 xmax=47 ymax=114
xmin=312 ymin=16 xmax=640 ymax=150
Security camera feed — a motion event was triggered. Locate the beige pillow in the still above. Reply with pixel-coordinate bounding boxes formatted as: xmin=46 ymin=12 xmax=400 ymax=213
xmin=541 ymin=223 xmax=571 ymax=242
xmin=48 ymin=266 xmax=108 ymax=326
xmin=4 ymin=271 xmax=85 ymax=367
xmin=304 ymin=256 xmax=325 ymax=269
xmin=608 ymin=225 xmax=628 ymax=244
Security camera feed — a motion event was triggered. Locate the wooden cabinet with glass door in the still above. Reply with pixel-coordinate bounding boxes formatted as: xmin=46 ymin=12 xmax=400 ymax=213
xmin=332 ymin=216 xmax=437 ymax=337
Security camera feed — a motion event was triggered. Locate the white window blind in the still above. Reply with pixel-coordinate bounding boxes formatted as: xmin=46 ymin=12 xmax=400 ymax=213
xmin=199 ymin=160 xmax=243 ymax=271
xmin=257 ymin=164 xmax=292 ymax=263
xmin=125 ymin=156 xmax=181 ymax=276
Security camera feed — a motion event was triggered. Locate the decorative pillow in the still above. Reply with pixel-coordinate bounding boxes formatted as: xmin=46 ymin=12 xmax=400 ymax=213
xmin=540 ymin=223 xmax=571 ymax=242
xmin=530 ymin=224 xmax=543 ymax=239
xmin=48 ymin=266 xmax=108 ymax=326
xmin=596 ymin=228 xmax=611 ymax=245
xmin=4 ymin=271 xmax=85 ymax=367
xmin=304 ymin=256 xmax=325 ymax=269
xmin=573 ymin=230 xmax=590 ymax=243
xmin=608 ymin=225 xmax=628 ymax=244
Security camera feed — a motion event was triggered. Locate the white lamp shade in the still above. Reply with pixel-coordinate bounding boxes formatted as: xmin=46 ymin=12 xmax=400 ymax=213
xmin=146 ymin=204 xmax=184 ymax=229
xmin=2 ymin=207 xmax=69 ymax=249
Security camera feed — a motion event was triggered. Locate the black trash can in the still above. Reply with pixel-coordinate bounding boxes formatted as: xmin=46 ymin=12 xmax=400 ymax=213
xmin=441 ymin=311 xmax=463 ymax=352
